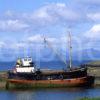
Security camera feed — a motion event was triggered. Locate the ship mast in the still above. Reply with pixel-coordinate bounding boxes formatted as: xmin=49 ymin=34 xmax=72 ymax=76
xmin=68 ymin=32 xmax=72 ymax=69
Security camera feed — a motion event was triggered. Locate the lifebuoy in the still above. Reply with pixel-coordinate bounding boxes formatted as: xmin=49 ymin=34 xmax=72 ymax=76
xmin=59 ymin=75 xmax=63 ymax=79
xmin=36 ymin=75 xmax=40 ymax=80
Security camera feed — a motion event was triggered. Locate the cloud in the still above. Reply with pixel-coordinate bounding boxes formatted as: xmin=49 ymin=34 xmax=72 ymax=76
xmin=30 ymin=3 xmax=81 ymax=25
xmin=77 ymin=0 xmax=100 ymax=5
xmin=27 ymin=34 xmax=43 ymax=43
xmin=0 ymin=34 xmax=92 ymax=61
xmin=0 ymin=41 xmax=5 ymax=48
xmin=0 ymin=34 xmax=83 ymax=50
xmin=0 ymin=19 xmax=29 ymax=32
xmin=0 ymin=34 xmax=66 ymax=49
xmin=5 ymin=10 xmax=14 ymax=17
xmin=87 ymin=13 xmax=100 ymax=22
xmin=27 ymin=34 xmax=59 ymax=45
xmin=0 ymin=3 xmax=88 ymax=32
xmin=84 ymin=24 xmax=100 ymax=39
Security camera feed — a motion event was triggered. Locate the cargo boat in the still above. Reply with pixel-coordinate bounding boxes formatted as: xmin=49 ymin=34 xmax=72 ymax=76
xmin=6 ymin=33 xmax=94 ymax=88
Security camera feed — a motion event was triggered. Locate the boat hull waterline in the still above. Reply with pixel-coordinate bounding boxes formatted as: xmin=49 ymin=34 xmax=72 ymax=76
xmin=7 ymin=76 xmax=94 ymax=88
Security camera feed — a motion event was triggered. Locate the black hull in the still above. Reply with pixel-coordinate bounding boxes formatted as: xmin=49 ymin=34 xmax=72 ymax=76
xmin=8 ymin=67 xmax=87 ymax=80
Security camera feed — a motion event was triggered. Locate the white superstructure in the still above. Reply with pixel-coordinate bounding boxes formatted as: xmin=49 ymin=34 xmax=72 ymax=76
xmin=15 ymin=57 xmax=36 ymax=73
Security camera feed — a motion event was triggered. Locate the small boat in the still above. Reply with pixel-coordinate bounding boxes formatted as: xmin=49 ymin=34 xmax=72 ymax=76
xmin=6 ymin=33 xmax=94 ymax=89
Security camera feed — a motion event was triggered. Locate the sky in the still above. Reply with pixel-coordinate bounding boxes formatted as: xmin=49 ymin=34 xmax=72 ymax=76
xmin=0 ymin=0 xmax=100 ymax=61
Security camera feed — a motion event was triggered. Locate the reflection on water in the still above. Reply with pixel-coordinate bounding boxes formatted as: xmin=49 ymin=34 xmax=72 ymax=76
xmin=0 ymin=87 xmax=100 ymax=100
xmin=16 ymin=92 xmax=34 ymax=100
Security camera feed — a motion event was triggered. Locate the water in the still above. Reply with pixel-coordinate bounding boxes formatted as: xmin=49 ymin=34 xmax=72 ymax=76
xmin=0 ymin=88 xmax=100 ymax=100
xmin=0 ymin=60 xmax=90 ymax=71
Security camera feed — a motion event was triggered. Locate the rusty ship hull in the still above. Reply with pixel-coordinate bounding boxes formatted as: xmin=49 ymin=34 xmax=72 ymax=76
xmin=7 ymin=67 xmax=94 ymax=89
xmin=7 ymin=76 xmax=94 ymax=88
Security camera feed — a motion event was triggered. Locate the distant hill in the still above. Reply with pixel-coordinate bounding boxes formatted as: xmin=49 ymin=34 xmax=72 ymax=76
xmin=72 ymin=48 xmax=100 ymax=61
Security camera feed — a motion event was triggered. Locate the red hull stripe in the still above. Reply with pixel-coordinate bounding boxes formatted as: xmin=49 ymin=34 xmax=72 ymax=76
xmin=8 ymin=77 xmax=89 ymax=85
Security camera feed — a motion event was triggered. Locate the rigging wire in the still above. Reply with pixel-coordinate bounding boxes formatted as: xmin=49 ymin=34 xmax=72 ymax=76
xmin=43 ymin=36 xmax=67 ymax=66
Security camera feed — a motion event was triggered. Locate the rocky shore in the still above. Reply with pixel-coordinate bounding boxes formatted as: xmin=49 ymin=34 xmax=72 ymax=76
xmin=85 ymin=61 xmax=100 ymax=86
xmin=0 ymin=71 xmax=7 ymax=89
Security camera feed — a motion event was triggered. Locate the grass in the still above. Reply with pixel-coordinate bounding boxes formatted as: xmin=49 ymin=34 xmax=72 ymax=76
xmin=80 ymin=97 xmax=100 ymax=100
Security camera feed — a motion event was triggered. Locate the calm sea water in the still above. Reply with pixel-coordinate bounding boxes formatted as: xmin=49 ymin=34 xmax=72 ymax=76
xmin=0 ymin=60 xmax=91 ymax=71
xmin=0 ymin=61 xmax=100 ymax=100
xmin=0 ymin=88 xmax=100 ymax=100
